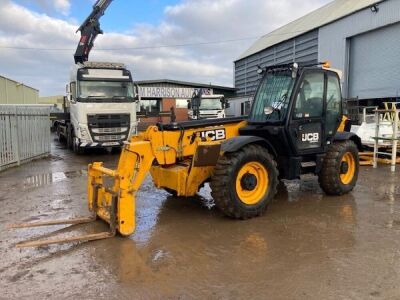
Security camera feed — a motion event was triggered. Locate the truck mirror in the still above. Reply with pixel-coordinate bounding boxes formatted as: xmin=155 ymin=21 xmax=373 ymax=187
xmin=225 ymin=102 xmax=230 ymax=109
xmin=134 ymin=84 xmax=141 ymax=103
xmin=187 ymin=100 xmax=192 ymax=109
xmin=63 ymin=96 xmax=67 ymax=111
xmin=66 ymin=84 xmax=69 ymax=93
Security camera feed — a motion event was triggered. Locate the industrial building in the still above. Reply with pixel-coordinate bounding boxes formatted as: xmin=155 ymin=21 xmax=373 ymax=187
xmin=0 ymin=75 xmax=39 ymax=104
xmin=39 ymin=95 xmax=64 ymax=110
xmin=135 ymin=79 xmax=236 ymax=130
xmin=232 ymin=0 xmax=400 ymax=117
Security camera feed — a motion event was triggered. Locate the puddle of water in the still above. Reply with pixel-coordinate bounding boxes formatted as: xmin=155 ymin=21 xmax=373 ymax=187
xmin=23 ymin=170 xmax=87 ymax=189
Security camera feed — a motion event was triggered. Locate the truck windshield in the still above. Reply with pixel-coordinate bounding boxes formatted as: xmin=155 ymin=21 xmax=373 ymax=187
xmin=249 ymin=70 xmax=295 ymax=123
xmin=78 ymin=81 xmax=134 ymax=102
xmin=200 ymin=98 xmax=222 ymax=110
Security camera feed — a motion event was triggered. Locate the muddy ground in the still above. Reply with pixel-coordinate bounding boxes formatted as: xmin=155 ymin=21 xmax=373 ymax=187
xmin=0 ymin=138 xmax=399 ymax=299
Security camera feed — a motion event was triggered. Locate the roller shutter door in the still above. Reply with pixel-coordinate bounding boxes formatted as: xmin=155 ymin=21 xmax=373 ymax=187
xmin=349 ymin=22 xmax=400 ymax=99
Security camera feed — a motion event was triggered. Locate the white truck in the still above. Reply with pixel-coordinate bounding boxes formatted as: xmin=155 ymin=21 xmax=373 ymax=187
xmin=55 ymin=62 xmax=138 ymax=153
xmin=188 ymin=94 xmax=230 ymax=120
xmin=54 ymin=0 xmax=138 ymax=153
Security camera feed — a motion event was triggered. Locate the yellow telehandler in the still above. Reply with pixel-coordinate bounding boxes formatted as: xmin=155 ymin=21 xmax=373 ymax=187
xmin=11 ymin=62 xmax=362 ymax=247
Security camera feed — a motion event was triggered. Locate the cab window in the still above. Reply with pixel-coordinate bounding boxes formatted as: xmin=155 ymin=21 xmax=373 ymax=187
xmin=294 ymin=72 xmax=324 ymax=119
xmin=326 ymin=74 xmax=342 ymax=135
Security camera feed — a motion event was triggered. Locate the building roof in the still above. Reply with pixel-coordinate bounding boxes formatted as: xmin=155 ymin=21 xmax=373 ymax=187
xmin=0 ymin=75 xmax=39 ymax=92
xmin=134 ymin=79 xmax=237 ymax=91
xmin=237 ymin=0 xmax=384 ymax=61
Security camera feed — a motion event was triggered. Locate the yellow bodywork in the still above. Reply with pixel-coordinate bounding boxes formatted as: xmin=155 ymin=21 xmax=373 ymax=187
xmin=88 ymin=120 xmax=247 ymax=236
xmin=337 ymin=115 xmax=349 ymax=132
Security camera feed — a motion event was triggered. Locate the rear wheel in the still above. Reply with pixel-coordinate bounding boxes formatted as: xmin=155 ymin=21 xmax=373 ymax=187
xmin=318 ymin=140 xmax=359 ymax=195
xmin=210 ymin=144 xmax=279 ymax=219
xmin=55 ymin=124 xmax=64 ymax=143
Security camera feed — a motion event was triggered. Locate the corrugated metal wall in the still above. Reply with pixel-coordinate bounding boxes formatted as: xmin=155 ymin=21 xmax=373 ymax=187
xmin=234 ymin=30 xmax=319 ymax=97
xmin=318 ymin=0 xmax=400 ymax=98
xmin=0 ymin=76 xmax=39 ymax=104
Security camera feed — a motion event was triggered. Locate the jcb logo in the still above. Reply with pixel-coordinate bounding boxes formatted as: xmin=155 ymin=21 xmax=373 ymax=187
xmin=302 ymin=132 xmax=319 ymax=143
xmin=200 ymin=129 xmax=226 ymax=141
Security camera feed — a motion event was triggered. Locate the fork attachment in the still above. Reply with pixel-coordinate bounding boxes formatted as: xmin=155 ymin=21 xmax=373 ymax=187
xmin=9 ymin=188 xmax=118 ymax=248
xmin=10 ymin=138 xmax=155 ymax=248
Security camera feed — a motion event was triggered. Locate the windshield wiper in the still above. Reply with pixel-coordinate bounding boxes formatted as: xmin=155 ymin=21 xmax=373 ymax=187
xmin=85 ymin=96 xmax=107 ymax=99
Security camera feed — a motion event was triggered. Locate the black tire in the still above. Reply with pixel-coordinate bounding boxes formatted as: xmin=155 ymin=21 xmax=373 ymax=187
xmin=210 ymin=144 xmax=279 ymax=219
xmin=66 ymin=125 xmax=74 ymax=150
xmin=72 ymin=138 xmax=84 ymax=154
xmin=56 ymin=125 xmax=65 ymax=143
xmin=163 ymin=188 xmax=179 ymax=197
xmin=67 ymin=125 xmax=84 ymax=154
xmin=318 ymin=140 xmax=359 ymax=196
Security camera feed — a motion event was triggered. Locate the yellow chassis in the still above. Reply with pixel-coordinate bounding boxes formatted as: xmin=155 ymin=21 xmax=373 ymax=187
xmin=88 ymin=120 xmax=247 ymax=236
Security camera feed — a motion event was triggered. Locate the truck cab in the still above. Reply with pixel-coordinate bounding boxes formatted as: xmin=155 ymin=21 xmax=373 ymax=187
xmin=188 ymin=94 xmax=229 ymax=120
xmin=58 ymin=61 xmax=138 ymax=152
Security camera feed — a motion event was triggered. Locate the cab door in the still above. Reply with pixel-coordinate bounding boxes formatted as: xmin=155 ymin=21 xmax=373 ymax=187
xmin=288 ymin=70 xmax=326 ymax=154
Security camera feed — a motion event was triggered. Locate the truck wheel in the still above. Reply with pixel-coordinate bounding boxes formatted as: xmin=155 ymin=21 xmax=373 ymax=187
xmin=210 ymin=144 xmax=279 ymax=219
xmin=72 ymin=138 xmax=84 ymax=154
xmin=67 ymin=125 xmax=83 ymax=154
xmin=318 ymin=140 xmax=359 ymax=195
xmin=67 ymin=125 xmax=74 ymax=150
xmin=56 ymin=125 xmax=65 ymax=143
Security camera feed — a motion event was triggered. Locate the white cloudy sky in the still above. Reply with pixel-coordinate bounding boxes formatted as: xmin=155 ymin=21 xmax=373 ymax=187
xmin=0 ymin=0 xmax=331 ymax=96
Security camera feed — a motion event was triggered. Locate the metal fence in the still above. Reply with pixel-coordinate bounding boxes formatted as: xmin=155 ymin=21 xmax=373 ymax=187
xmin=0 ymin=105 xmax=51 ymax=171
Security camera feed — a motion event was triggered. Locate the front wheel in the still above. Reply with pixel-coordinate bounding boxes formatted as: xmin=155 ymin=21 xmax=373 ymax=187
xmin=72 ymin=138 xmax=84 ymax=154
xmin=318 ymin=140 xmax=359 ymax=195
xmin=210 ymin=144 xmax=279 ymax=219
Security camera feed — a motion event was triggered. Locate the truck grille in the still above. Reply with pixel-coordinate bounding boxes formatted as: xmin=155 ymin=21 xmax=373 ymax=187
xmin=88 ymin=114 xmax=130 ymax=143
xmin=91 ymin=127 xmax=128 ymax=134
xmin=94 ymin=135 xmax=126 ymax=142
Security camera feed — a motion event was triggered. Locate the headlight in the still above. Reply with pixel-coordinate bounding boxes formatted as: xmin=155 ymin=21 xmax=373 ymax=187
xmin=78 ymin=125 xmax=92 ymax=141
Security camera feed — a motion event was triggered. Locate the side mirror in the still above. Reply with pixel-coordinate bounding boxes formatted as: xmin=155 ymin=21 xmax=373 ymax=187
xmin=62 ymin=96 xmax=67 ymax=112
xmin=264 ymin=106 xmax=274 ymax=115
xmin=65 ymin=84 xmax=69 ymax=93
xmin=187 ymin=100 xmax=192 ymax=109
xmin=225 ymin=102 xmax=230 ymax=109
xmin=134 ymin=85 xmax=141 ymax=103
xmin=292 ymin=63 xmax=299 ymax=79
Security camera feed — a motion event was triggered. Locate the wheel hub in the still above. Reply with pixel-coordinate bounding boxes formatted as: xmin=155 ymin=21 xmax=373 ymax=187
xmin=240 ymin=173 xmax=258 ymax=191
xmin=340 ymin=161 xmax=349 ymax=174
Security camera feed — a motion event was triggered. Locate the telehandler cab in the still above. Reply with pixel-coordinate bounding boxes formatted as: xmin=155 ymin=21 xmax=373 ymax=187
xmin=11 ymin=62 xmax=362 ymax=247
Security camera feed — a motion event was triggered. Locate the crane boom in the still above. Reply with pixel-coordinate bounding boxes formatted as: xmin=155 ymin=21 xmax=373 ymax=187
xmin=74 ymin=0 xmax=113 ymax=64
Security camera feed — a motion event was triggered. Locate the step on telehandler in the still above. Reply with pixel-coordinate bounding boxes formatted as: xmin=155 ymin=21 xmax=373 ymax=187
xmin=10 ymin=62 xmax=362 ymax=247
